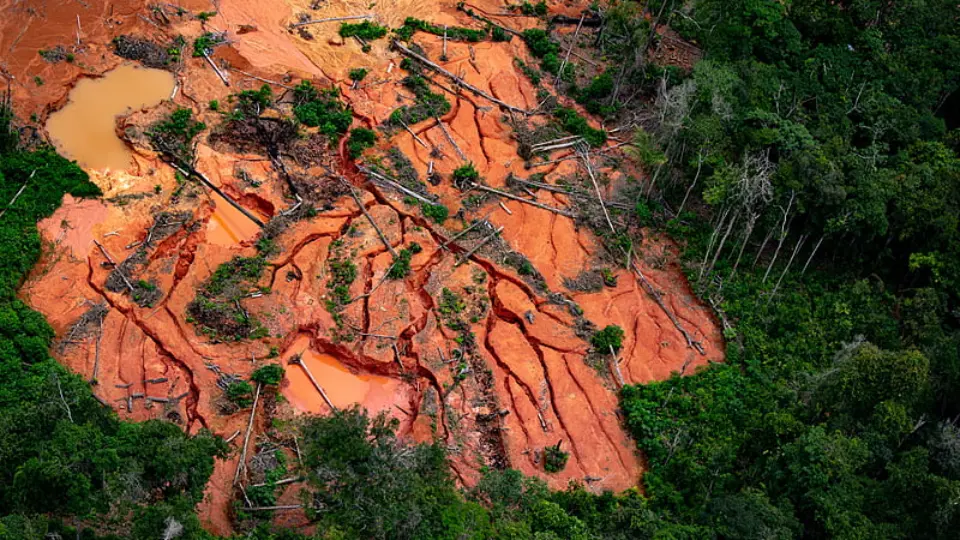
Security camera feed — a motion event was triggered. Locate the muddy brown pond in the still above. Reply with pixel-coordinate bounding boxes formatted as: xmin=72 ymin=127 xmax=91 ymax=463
xmin=47 ymin=64 xmax=174 ymax=171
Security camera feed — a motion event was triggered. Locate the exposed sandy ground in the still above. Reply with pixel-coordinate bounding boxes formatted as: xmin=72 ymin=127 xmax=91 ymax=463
xmin=5 ymin=0 xmax=722 ymax=534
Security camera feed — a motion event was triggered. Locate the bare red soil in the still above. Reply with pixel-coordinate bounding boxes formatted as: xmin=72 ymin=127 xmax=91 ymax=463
xmin=5 ymin=0 xmax=723 ymax=534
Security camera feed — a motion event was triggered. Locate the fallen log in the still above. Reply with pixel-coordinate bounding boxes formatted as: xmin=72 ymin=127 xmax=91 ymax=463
xmin=608 ymin=345 xmax=625 ymax=388
xmin=289 ymin=354 xmax=337 ymax=411
xmin=551 ymin=14 xmax=603 ymax=27
xmin=530 ymin=135 xmax=582 ymax=149
xmin=630 ymin=259 xmax=705 ymax=355
xmin=434 ymin=118 xmax=467 ymax=161
xmin=229 ymin=67 xmax=294 ymax=90
xmin=342 ymin=180 xmax=397 ymax=258
xmin=90 ymin=313 xmax=104 ymax=384
xmin=455 ymin=226 xmax=504 ymax=266
xmin=202 ymin=50 xmax=230 ymax=87
xmin=556 ymin=14 xmax=585 ymax=85
xmin=437 ymin=214 xmax=492 ymax=251
xmin=471 ymin=183 xmax=576 ymax=218
xmin=579 ymin=146 xmax=615 ymax=232
xmin=169 ymin=162 xmax=265 ymax=227
xmin=250 ymin=476 xmax=303 ymax=488
xmin=392 ymin=40 xmax=531 ymax=114
xmin=92 ymin=240 xmax=136 ymax=293
xmin=233 ymin=382 xmax=262 ymax=485
xmin=291 ymin=14 xmax=372 ymax=28
xmin=0 ymin=170 xmax=33 ymax=221
xmin=243 ymin=505 xmax=302 ymax=511
xmin=359 ymin=166 xmax=435 ymax=205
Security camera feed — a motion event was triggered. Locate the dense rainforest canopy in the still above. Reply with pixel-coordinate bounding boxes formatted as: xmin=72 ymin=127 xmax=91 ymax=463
xmin=1 ymin=0 xmax=959 ymax=537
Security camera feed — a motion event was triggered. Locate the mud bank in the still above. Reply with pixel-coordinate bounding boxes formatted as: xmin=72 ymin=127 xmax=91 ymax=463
xmin=8 ymin=0 xmax=723 ymax=534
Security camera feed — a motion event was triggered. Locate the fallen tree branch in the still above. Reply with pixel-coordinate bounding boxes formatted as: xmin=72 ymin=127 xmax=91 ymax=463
xmin=233 ymin=382 xmax=262 ymax=486
xmin=0 ymin=170 xmax=33 ymax=221
xmin=434 ymin=118 xmax=467 ymax=161
xmin=202 ymin=50 xmax=230 ymax=87
xmin=392 ymin=40 xmax=531 ymax=114
xmin=289 ymin=354 xmax=337 ymax=411
xmin=169 ymin=162 xmax=265 ymax=227
xmin=228 ymin=67 xmax=293 ymax=89
xmin=556 ymin=14 xmax=585 ymax=85
xmin=437 ymin=214 xmax=493 ymax=251
xmin=456 ymin=225 xmax=504 ymax=266
xmin=359 ymin=166 xmax=435 ymax=205
xmin=291 ymin=14 xmax=372 ymax=28
xmin=92 ymin=240 xmax=136 ymax=293
xmin=341 ymin=179 xmax=397 ymax=258
xmin=471 ymin=183 xmax=576 ymax=217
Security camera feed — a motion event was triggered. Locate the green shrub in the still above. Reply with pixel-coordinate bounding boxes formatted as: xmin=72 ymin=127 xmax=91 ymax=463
xmin=251 ymin=364 xmax=284 ymax=385
xmin=543 ymin=442 xmax=569 ymax=472
xmin=491 ymin=25 xmax=511 ymax=42
xmin=388 ymin=247 xmax=416 ymax=279
xmin=591 ymin=325 xmax=624 ymax=351
xmin=339 ymin=21 xmax=388 ymax=40
xmin=574 ymin=72 xmax=616 ymax=115
xmin=148 ymin=108 xmax=207 ymax=160
xmin=452 ymin=163 xmax=481 ymax=187
xmin=439 ymin=288 xmax=466 ymax=316
xmin=522 ymin=29 xmax=559 ymax=58
xmin=554 ymin=107 xmax=606 ymax=147
xmin=226 ymin=380 xmax=255 ymax=407
xmin=387 ymin=75 xmax=452 ymax=127
xmin=192 ymin=32 xmax=222 ymax=57
xmin=234 ymin=84 xmax=273 ymax=117
xmin=349 ymin=67 xmax=369 ymax=82
xmin=293 ymin=82 xmax=354 ymax=138
xmin=347 ymin=128 xmax=377 ymax=159
xmin=519 ymin=1 xmax=548 ymax=16
xmin=515 ymin=58 xmax=541 ymax=85
xmin=421 ymin=203 xmax=449 ymax=223
xmin=401 ymin=18 xmax=487 ymax=42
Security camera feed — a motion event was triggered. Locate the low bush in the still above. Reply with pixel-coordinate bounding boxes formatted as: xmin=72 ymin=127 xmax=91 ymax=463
xmin=293 ymin=82 xmax=353 ymax=138
xmin=346 ymin=128 xmax=377 ymax=159
xmin=339 ymin=21 xmax=388 ymax=40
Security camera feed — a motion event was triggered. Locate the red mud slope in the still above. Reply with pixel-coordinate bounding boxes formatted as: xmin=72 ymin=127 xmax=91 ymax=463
xmin=5 ymin=0 xmax=723 ymax=534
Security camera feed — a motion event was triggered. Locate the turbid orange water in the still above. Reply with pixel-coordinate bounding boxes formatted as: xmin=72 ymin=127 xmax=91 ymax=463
xmin=282 ymin=337 xmax=404 ymax=414
xmin=46 ymin=64 xmax=174 ymax=171
xmin=206 ymin=191 xmax=261 ymax=246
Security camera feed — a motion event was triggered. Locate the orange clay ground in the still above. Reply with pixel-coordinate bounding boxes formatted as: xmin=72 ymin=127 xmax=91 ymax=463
xmin=2 ymin=0 xmax=722 ymax=534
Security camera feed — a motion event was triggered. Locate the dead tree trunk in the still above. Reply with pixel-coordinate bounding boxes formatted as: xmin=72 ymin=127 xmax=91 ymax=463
xmin=799 ymin=233 xmax=825 ymax=277
xmin=704 ymin=209 xmax=740 ymax=279
xmin=392 ymin=41 xmax=531 ymax=114
xmin=233 ymin=382 xmax=262 ymax=486
xmin=698 ymin=207 xmax=730 ymax=283
xmin=762 ymin=191 xmax=795 ymax=283
xmin=768 ymin=234 xmax=807 ymax=303
xmin=676 ymin=153 xmax=703 ymax=216
xmin=555 ymin=14 xmax=585 ymax=85
xmin=727 ymin=211 xmax=757 ymax=280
